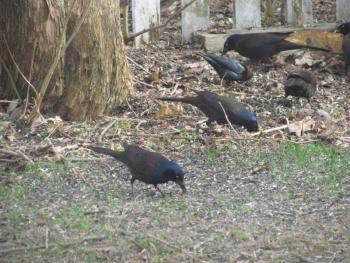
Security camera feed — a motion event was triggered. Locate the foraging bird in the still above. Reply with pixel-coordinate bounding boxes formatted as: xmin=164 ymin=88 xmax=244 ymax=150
xmin=88 ymin=144 xmax=186 ymax=197
xmin=222 ymin=32 xmax=330 ymax=62
xmin=197 ymin=52 xmax=252 ymax=81
xmin=158 ymin=90 xmax=258 ymax=132
xmin=335 ymin=22 xmax=350 ymax=76
xmin=284 ymin=69 xmax=317 ymax=104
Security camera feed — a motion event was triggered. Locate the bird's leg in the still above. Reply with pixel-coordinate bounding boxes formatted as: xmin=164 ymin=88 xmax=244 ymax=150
xmin=154 ymin=185 xmax=165 ymax=197
xmin=130 ymin=178 xmax=135 ymax=196
xmin=283 ymin=96 xmax=292 ymax=107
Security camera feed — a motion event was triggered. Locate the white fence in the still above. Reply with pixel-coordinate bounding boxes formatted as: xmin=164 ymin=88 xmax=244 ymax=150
xmin=132 ymin=0 xmax=350 ymax=46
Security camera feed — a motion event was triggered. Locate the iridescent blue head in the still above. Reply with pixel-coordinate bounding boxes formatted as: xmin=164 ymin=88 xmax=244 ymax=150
xmin=156 ymin=160 xmax=186 ymax=193
xmin=232 ymin=109 xmax=258 ymax=132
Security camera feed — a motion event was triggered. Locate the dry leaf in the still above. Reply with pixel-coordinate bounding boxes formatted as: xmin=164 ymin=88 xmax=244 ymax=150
xmin=154 ymin=105 xmax=181 ymax=120
xmin=184 ymin=61 xmax=208 ymax=75
xmin=287 ymin=117 xmax=315 ymax=137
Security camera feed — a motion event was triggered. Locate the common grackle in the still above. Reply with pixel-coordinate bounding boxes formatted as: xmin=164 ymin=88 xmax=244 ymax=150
xmin=88 ymin=144 xmax=186 ymax=197
xmin=197 ymin=52 xmax=252 ymax=81
xmin=335 ymin=22 xmax=350 ymax=76
xmin=158 ymin=90 xmax=258 ymax=132
xmin=335 ymin=21 xmax=350 ymax=35
xmin=222 ymin=32 xmax=330 ymax=62
xmin=284 ymin=69 xmax=317 ymax=104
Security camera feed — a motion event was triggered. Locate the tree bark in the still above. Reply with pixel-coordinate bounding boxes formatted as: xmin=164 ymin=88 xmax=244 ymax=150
xmin=0 ymin=0 xmax=133 ymax=121
xmin=0 ymin=0 xmax=66 ymax=106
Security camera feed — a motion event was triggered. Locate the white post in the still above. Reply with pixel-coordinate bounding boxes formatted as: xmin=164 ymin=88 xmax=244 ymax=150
xmin=336 ymin=0 xmax=350 ymax=21
xmin=181 ymin=0 xmax=209 ymax=42
xmin=285 ymin=0 xmax=313 ymax=27
xmin=132 ymin=0 xmax=160 ymax=47
xmin=233 ymin=0 xmax=261 ymax=29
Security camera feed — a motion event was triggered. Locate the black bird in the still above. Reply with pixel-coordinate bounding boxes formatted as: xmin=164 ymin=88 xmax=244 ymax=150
xmin=197 ymin=52 xmax=252 ymax=81
xmin=222 ymin=32 xmax=330 ymax=62
xmin=335 ymin=22 xmax=350 ymax=75
xmin=158 ymin=90 xmax=258 ymax=132
xmin=88 ymin=144 xmax=186 ymax=197
xmin=284 ymin=69 xmax=317 ymax=104
xmin=335 ymin=21 xmax=350 ymax=35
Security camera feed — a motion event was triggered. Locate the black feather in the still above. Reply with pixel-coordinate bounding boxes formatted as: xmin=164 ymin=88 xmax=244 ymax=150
xmin=222 ymin=32 xmax=330 ymax=61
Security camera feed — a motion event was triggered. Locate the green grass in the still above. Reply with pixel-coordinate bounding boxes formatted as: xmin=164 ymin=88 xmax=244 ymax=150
xmin=263 ymin=142 xmax=349 ymax=197
xmin=176 ymin=129 xmax=198 ymax=145
xmin=0 ymin=185 xmax=26 ymax=203
xmin=21 ymin=160 xmax=72 ymax=179
xmin=53 ymin=207 xmax=92 ymax=232
xmin=231 ymin=227 xmax=252 ymax=241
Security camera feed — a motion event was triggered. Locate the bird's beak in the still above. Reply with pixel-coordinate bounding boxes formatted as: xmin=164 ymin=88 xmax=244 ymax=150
xmin=177 ymin=181 xmax=186 ymax=194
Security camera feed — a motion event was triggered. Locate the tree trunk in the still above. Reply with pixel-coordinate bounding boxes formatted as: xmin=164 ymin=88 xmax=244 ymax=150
xmin=0 ymin=0 xmax=133 ymax=121
xmin=0 ymin=0 xmax=66 ymax=106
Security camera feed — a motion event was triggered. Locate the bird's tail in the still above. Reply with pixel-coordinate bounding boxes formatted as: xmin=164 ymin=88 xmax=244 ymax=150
xmin=158 ymin=96 xmax=196 ymax=104
xmin=88 ymin=146 xmax=124 ymax=160
xmin=286 ymin=42 xmax=331 ymax=52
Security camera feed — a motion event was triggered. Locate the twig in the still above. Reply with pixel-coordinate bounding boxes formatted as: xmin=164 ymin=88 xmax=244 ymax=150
xmin=0 ymin=148 xmax=33 ymax=164
xmin=218 ymin=101 xmax=239 ymax=135
xmin=21 ymin=38 xmax=37 ymax=119
xmin=0 ymin=235 xmax=106 ymax=254
xmin=0 ymin=55 xmax=22 ymax=101
xmin=134 ymin=79 xmax=156 ymax=88
xmin=45 ymin=227 xmax=49 ymax=249
xmin=2 ymin=35 xmax=38 ymax=97
xmin=127 ymin=57 xmax=152 ymax=75
xmin=64 ymin=0 xmax=92 ymax=49
xmin=98 ymin=119 xmax=118 ymax=142
xmin=251 ymin=125 xmax=288 ymax=137
xmin=125 ymin=0 xmax=198 ymax=42
xmin=0 ymin=100 xmax=17 ymax=104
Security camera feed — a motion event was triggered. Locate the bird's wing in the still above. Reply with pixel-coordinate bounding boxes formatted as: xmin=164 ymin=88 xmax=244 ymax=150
xmin=200 ymin=53 xmax=246 ymax=74
xmin=123 ymin=146 xmax=168 ymax=178
xmin=286 ymin=69 xmax=317 ymax=85
xmin=237 ymin=32 xmax=291 ymax=49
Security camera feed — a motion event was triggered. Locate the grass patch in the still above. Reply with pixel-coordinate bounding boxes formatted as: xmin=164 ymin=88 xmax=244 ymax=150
xmin=264 ymin=142 xmax=349 ymax=197
xmin=134 ymin=236 xmax=175 ymax=262
xmin=176 ymin=129 xmax=198 ymax=145
xmin=21 ymin=160 xmax=71 ymax=179
xmin=53 ymin=207 xmax=92 ymax=232
xmin=231 ymin=227 xmax=252 ymax=241
xmin=0 ymin=185 xmax=26 ymax=203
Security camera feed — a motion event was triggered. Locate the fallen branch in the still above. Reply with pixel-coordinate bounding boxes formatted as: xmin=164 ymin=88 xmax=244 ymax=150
xmin=98 ymin=119 xmax=118 ymax=142
xmin=0 ymin=148 xmax=33 ymax=164
xmin=0 ymin=235 xmax=106 ymax=254
xmin=125 ymin=0 xmax=198 ymax=42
